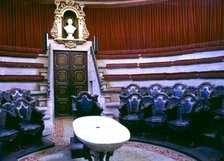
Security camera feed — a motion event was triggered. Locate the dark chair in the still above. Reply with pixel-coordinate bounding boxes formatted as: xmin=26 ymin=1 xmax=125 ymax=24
xmin=165 ymin=96 xmax=181 ymax=121
xmin=195 ymin=82 xmax=215 ymax=134
xmin=4 ymin=88 xmax=33 ymax=102
xmin=70 ymin=91 xmax=103 ymax=159
xmin=0 ymin=103 xmax=19 ymax=150
xmin=211 ymin=85 xmax=224 ymax=146
xmin=185 ymin=86 xmax=199 ymax=96
xmin=168 ymin=93 xmax=199 ymax=147
xmin=172 ymin=83 xmax=188 ymax=98
xmin=71 ymin=91 xmax=102 ymax=119
xmin=139 ymin=87 xmax=150 ymax=96
xmin=120 ymin=84 xmax=140 ymax=96
xmin=13 ymin=98 xmax=45 ymax=145
xmin=212 ymin=85 xmax=224 ymax=113
xmin=0 ymin=91 xmax=4 ymax=105
xmin=197 ymin=82 xmax=214 ymax=111
xmin=119 ymin=92 xmax=144 ymax=136
xmin=120 ymin=84 xmax=141 ymax=110
xmin=162 ymin=86 xmax=173 ymax=97
xmin=141 ymin=94 xmax=154 ymax=118
xmin=149 ymin=84 xmax=163 ymax=97
xmin=144 ymin=92 xmax=168 ymax=138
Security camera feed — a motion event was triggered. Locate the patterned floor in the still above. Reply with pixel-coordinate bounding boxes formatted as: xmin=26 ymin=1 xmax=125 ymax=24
xmin=18 ymin=116 xmax=196 ymax=161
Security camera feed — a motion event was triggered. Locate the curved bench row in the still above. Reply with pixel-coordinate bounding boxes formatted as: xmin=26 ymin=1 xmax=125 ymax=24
xmin=118 ymin=82 xmax=224 ymax=147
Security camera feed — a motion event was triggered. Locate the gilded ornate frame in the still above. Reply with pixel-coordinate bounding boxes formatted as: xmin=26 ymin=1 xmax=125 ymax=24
xmin=50 ymin=0 xmax=89 ymax=48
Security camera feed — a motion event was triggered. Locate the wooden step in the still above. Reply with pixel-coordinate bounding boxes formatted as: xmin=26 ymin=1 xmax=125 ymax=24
xmin=96 ymin=40 xmax=224 ymax=59
xmin=0 ymin=44 xmax=45 ymax=54
xmin=36 ymin=106 xmax=48 ymax=113
xmin=105 ymin=102 xmax=120 ymax=108
xmin=37 ymin=97 xmax=48 ymax=107
xmin=103 ymin=71 xmax=224 ymax=81
xmin=0 ymin=61 xmax=44 ymax=68
xmin=0 ymin=75 xmax=46 ymax=82
xmin=31 ymin=90 xmax=48 ymax=96
xmin=0 ymin=50 xmax=38 ymax=58
xmin=105 ymin=56 xmax=224 ymax=69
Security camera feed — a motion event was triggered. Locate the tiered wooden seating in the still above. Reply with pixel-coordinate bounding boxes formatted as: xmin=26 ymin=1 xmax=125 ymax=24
xmin=0 ymin=45 xmax=46 ymax=82
xmin=97 ymin=40 xmax=224 ymax=59
xmin=0 ymin=44 xmax=45 ymax=58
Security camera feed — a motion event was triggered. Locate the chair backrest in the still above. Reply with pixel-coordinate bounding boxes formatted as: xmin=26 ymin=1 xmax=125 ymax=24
xmin=211 ymin=85 xmax=224 ymax=99
xmin=0 ymin=106 xmax=7 ymax=129
xmin=185 ymin=86 xmax=199 ymax=96
xmin=198 ymin=82 xmax=214 ymax=100
xmin=162 ymin=86 xmax=173 ymax=96
xmin=126 ymin=93 xmax=143 ymax=114
xmin=172 ymin=83 xmax=188 ymax=98
xmin=179 ymin=93 xmax=198 ymax=118
xmin=4 ymin=88 xmax=31 ymax=102
xmin=142 ymin=95 xmax=154 ymax=117
xmin=121 ymin=84 xmax=140 ymax=96
xmin=166 ymin=97 xmax=181 ymax=110
xmin=153 ymin=92 xmax=168 ymax=115
xmin=13 ymin=98 xmax=33 ymax=122
xmin=139 ymin=87 xmax=150 ymax=96
xmin=0 ymin=102 xmax=17 ymax=129
xmin=210 ymin=85 xmax=224 ymax=111
xmin=71 ymin=91 xmax=102 ymax=118
xmin=149 ymin=84 xmax=163 ymax=97
xmin=142 ymin=95 xmax=154 ymax=108
xmin=0 ymin=91 xmax=4 ymax=105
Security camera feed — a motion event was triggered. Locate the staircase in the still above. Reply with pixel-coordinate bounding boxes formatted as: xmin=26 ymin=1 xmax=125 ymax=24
xmin=0 ymin=45 xmax=51 ymax=136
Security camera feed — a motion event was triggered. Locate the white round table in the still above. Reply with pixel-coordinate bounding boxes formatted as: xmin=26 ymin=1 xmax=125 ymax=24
xmin=73 ymin=116 xmax=130 ymax=161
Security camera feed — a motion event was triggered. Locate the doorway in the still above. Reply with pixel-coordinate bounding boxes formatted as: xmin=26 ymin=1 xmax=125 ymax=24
xmin=54 ymin=50 xmax=88 ymax=115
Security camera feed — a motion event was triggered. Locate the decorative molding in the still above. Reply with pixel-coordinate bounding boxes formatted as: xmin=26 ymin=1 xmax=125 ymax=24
xmin=50 ymin=0 xmax=89 ymax=48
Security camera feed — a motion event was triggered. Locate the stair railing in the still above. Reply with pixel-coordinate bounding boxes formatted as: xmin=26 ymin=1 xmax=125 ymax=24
xmin=90 ymin=46 xmax=103 ymax=95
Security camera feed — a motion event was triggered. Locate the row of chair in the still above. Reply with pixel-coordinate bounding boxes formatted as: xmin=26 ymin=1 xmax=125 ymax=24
xmin=118 ymin=83 xmax=224 ymax=147
xmin=120 ymin=82 xmax=218 ymax=99
xmin=0 ymin=88 xmax=45 ymax=151
xmin=0 ymin=88 xmax=33 ymax=105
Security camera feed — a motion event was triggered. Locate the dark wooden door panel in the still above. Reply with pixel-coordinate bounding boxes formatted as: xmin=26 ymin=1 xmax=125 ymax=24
xmin=70 ymin=52 xmax=88 ymax=96
xmin=54 ymin=51 xmax=88 ymax=115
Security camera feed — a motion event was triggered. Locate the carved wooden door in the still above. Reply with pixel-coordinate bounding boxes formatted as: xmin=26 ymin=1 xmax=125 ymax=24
xmin=54 ymin=51 xmax=88 ymax=115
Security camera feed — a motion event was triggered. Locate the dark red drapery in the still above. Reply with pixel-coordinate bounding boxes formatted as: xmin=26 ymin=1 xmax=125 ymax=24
xmin=0 ymin=0 xmax=54 ymax=48
xmin=0 ymin=0 xmax=223 ymax=51
xmin=85 ymin=0 xmax=224 ymax=50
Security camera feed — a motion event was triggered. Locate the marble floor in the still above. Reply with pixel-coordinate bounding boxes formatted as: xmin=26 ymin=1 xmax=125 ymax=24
xmin=17 ymin=116 xmax=198 ymax=161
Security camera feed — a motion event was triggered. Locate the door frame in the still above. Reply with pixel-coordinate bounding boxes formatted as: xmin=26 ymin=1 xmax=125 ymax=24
xmin=53 ymin=50 xmax=88 ymax=115
xmin=47 ymin=40 xmax=103 ymax=136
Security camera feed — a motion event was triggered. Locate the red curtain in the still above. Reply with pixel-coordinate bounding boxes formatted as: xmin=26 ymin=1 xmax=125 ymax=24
xmin=0 ymin=0 xmax=54 ymax=48
xmin=0 ymin=0 xmax=223 ymax=51
xmin=85 ymin=0 xmax=224 ymax=51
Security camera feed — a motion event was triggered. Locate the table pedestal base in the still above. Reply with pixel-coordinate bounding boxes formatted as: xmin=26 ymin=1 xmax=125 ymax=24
xmin=91 ymin=150 xmax=113 ymax=161
xmin=83 ymin=145 xmax=114 ymax=161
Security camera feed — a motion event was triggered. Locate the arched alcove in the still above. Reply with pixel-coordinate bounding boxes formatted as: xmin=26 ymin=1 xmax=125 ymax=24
xmin=50 ymin=0 xmax=89 ymax=48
